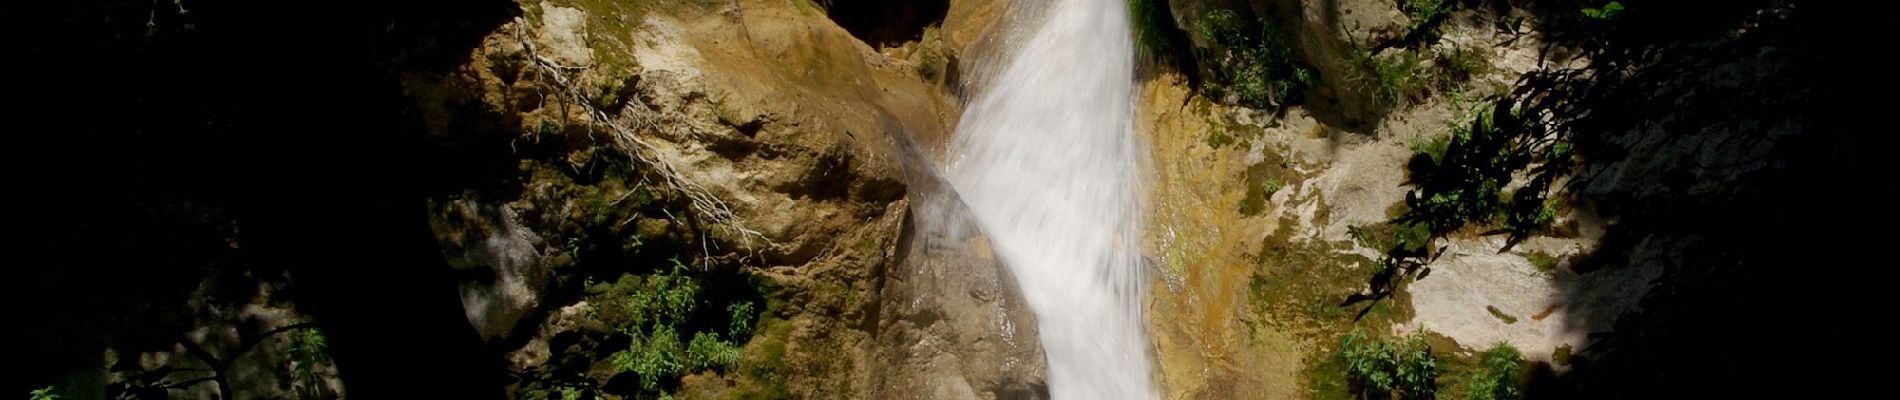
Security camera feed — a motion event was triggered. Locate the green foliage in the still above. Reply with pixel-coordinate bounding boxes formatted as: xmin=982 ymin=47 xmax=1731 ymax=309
xmin=607 ymin=258 xmax=752 ymax=394
xmin=1261 ymin=177 xmax=1285 ymax=198
xmin=29 ymin=386 xmax=59 ymax=400
xmin=1402 ymin=0 xmax=1452 ymax=34
xmin=1351 ymin=221 xmax=1433 ymax=257
xmin=1462 ymin=344 xmax=1523 ymax=400
xmin=1197 ymin=9 xmax=1316 ymax=108
xmin=726 ymin=301 xmax=756 ymax=339
xmin=1359 ymin=49 xmax=1425 ymax=105
xmin=288 ymin=327 xmax=332 ymax=399
xmin=565 ymin=237 xmax=584 ymax=261
xmin=1436 ymin=45 xmax=1491 ymax=88
xmin=1402 ymin=104 xmax=1525 ymax=235
xmin=687 ymin=331 xmax=744 ymax=370
xmin=1128 ymin=0 xmax=1172 ymax=59
xmin=1339 ymin=329 xmax=1439 ymax=399
xmin=1581 ymin=1 xmax=1625 ymax=20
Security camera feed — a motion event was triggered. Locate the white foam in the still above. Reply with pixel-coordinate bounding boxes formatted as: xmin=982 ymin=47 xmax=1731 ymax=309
xmin=944 ymin=0 xmax=1155 ymax=398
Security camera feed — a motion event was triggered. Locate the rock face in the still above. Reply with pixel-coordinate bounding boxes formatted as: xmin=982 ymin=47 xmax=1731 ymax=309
xmin=1137 ymin=1 xmax=1636 ymax=398
xmin=414 ymin=0 xmax=1047 ymax=397
xmin=430 ymin=199 xmax=552 ymax=343
xmin=1165 ymin=0 xmax=1408 ymax=126
xmin=869 ymin=131 xmax=1049 ymax=399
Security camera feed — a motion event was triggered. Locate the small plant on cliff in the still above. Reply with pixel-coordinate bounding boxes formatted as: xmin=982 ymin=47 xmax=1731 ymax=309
xmin=607 ymin=258 xmax=754 ymax=394
xmin=1581 ymin=1 xmax=1626 ymax=20
xmin=1353 ymin=48 xmax=1426 ymax=106
xmin=1340 ymin=329 xmax=1439 ymax=399
xmin=1196 ymin=9 xmax=1315 ymax=109
xmin=289 ymin=327 xmax=333 ymax=399
xmin=1403 ymin=0 xmax=1453 ymax=35
xmin=29 ymin=386 xmax=59 ymax=400
xmin=1462 ymin=343 xmax=1524 ymax=400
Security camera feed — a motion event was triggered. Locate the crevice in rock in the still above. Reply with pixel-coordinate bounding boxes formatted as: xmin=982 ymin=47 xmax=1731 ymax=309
xmin=821 ymin=0 xmax=949 ymax=47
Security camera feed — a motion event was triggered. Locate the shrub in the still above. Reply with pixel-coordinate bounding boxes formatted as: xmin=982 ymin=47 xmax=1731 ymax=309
xmin=607 ymin=258 xmax=753 ymax=394
xmin=1464 ymin=344 xmax=1523 ymax=400
xmin=1339 ymin=329 xmax=1439 ymax=399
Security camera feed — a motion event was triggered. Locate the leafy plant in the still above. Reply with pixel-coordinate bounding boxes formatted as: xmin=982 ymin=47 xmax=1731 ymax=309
xmin=29 ymin=386 xmax=59 ymax=400
xmin=607 ymin=258 xmax=750 ymax=394
xmin=565 ymin=237 xmax=584 ymax=261
xmin=1362 ymin=49 xmax=1425 ymax=105
xmin=1581 ymin=1 xmax=1625 ymax=20
xmin=1339 ymin=329 xmax=1439 ymax=399
xmin=289 ymin=327 xmax=332 ymax=399
xmin=727 ymin=301 xmax=756 ymax=339
xmin=1463 ymin=343 xmax=1523 ymax=400
xmin=1403 ymin=0 xmax=1452 ymax=34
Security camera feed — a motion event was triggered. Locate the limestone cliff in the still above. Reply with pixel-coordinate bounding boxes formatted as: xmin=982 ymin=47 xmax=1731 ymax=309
xmin=414 ymin=0 xmax=1046 ymax=398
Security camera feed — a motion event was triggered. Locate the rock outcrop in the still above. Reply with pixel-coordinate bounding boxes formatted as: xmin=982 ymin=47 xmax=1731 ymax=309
xmin=414 ymin=0 xmax=1047 ymax=397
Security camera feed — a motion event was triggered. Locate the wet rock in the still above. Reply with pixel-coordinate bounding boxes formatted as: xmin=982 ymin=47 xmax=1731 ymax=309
xmin=869 ymin=134 xmax=1049 ymax=400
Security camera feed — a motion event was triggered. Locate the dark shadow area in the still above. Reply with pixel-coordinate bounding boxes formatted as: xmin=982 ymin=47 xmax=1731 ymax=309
xmin=1354 ymin=0 xmax=1879 ymax=397
xmin=822 ymin=0 xmax=949 ymax=48
xmin=1534 ymin=1 xmax=1878 ymax=397
xmin=15 ymin=0 xmax=523 ymax=397
xmin=1131 ymin=0 xmax=1201 ymax=82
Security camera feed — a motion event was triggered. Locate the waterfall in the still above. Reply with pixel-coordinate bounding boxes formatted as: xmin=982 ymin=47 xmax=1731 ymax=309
xmin=944 ymin=0 xmax=1155 ymax=398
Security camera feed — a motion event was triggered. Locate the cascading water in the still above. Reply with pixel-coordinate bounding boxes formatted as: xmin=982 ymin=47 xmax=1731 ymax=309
xmin=944 ymin=0 xmax=1155 ymax=398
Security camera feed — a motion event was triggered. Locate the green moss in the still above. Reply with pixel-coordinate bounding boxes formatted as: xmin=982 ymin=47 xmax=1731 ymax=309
xmin=1246 ymin=215 xmax=1408 ymax=335
xmin=1238 ymin=154 xmax=1298 ymax=216
xmin=1523 ymin=250 xmax=1562 ymax=273
xmin=1206 ymin=128 xmax=1235 ymax=149
xmin=730 ymin=319 xmax=791 ymax=399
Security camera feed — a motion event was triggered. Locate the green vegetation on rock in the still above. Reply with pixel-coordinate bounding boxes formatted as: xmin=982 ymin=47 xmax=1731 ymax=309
xmin=29 ymin=386 xmax=59 ymax=400
xmin=1196 ymin=9 xmax=1315 ymax=108
xmin=606 ymin=258 xmax=752 ymax=393
xmin=1338 ymin=329 xmax=1439 ymax=399
xmin=1462 ymin=344 xmax=1524 ymax=400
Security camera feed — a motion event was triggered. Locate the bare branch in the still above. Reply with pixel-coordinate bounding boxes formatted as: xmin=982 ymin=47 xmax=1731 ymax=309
xmin=513 ymin=22 xmax=768 ymax=252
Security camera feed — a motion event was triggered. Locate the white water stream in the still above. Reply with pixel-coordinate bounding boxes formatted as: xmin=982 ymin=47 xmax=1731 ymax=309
xmin=944 ymin=0 xmax=1155 ymax=398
